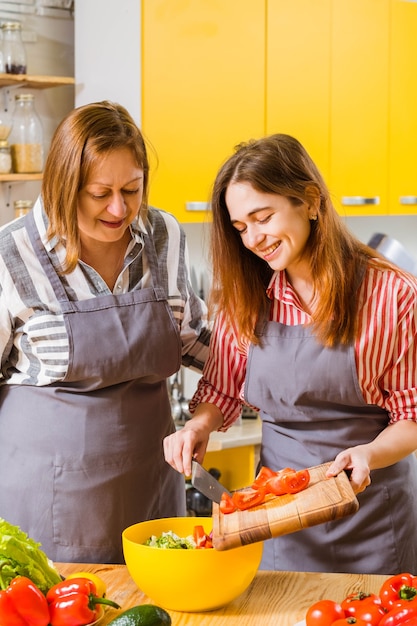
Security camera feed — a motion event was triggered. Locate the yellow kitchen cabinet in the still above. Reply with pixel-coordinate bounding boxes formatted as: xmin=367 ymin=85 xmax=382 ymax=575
xmin=266 ymin=0 xmax=332 ymax=182
xmin=203 ymin=446 xmax=258 ymax=492
xmin=329 ymin=0 xmax=390 ymax=216
xmin=142 ymin=1 xmax=265 ymax=223
xmin=388 ymin=0 xmax=417 ymax=215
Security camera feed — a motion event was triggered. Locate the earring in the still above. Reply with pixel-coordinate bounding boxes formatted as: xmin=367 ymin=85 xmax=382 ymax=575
xmin=310 ymin=214 xmax=318 ymax=221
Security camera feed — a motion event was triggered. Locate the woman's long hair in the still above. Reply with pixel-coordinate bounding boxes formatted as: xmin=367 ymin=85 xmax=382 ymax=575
xmin=41 ymin=100 xmax=150 ymax=273
xmin=209 ymin=133 xmax=392 ymax=347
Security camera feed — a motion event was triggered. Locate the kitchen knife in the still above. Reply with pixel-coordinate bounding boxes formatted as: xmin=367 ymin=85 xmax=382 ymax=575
xmin=191 ymin=460 xmax=231 ymax=504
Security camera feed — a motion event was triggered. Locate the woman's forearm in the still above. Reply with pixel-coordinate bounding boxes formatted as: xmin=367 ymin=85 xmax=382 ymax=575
xmin=367 ymin=419 xmax=417 ymax=470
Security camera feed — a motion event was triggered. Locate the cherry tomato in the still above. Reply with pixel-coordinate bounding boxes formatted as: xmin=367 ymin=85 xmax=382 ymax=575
xmin=341 ymin=592 xmax=386 ymax=626
xmin=306 ymin=599 xmax=345 ymax=626
xmin=232 ymin=487 xmax=266 ymax=511
xmin=66 ymin=571 xmax=107 ymax=597
xmin=219 ymin=492 xmax=237 ymax=514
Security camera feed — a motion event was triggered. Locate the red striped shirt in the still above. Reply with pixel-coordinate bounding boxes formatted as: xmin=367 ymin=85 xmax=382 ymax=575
xmin=190 ymin=265 xmax=417 ymax=429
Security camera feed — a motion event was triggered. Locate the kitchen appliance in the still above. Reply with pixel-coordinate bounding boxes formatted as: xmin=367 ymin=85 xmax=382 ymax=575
xmin=212 ymin=463 xmax=358 ymax=550
xmin=368 ymin=233 xmax=417 ymax=275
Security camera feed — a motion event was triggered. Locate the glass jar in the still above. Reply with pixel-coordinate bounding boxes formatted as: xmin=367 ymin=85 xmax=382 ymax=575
xmin=0 ymin=109 xmax=12 ymax=142
xmin=10 ymin=94 xmax=44 ymax=173
xmin=0 ymin=140 xmax=12 ymax=173
xmin=14 ymin=199 xmax=33 ymax=218
xmin=1 ymin=22 xmax=27 ymax=74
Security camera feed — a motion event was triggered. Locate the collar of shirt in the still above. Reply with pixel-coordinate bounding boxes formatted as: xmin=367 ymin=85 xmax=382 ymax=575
xmin=266 ymin=270 xmax=311 ymax=316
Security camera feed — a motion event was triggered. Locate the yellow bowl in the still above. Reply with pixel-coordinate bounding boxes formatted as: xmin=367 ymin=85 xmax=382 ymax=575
xmin=122 ymin=517 xmax=263 ymax=612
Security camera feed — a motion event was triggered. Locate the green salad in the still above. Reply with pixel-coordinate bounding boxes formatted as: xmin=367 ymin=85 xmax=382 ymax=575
xmin=144 ymin=530 xmax=196 ymax=550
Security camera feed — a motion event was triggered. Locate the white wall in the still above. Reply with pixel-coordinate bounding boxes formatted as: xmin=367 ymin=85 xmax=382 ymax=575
xmin=74 ymin=0 xmax=141 ymax=124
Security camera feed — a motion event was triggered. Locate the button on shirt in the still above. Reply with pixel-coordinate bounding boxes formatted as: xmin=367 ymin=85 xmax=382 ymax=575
xmin=0 ymin=198 xmax=210 ymax=386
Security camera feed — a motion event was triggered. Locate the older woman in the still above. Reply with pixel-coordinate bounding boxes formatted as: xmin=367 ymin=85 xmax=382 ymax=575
xmin=0 ymin=101 xmax=210 ymax=563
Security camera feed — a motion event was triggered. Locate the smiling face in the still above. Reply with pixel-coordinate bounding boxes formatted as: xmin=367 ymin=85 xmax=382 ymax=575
xmin=77 ymin=147 xmax=144 ymax=246
xmin=226 ymin=181 xmax=316 ymax=282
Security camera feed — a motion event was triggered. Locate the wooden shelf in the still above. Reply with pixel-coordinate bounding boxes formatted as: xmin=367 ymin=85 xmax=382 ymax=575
xmin=0 ymin=173 xmax=42 ymax=182
xmin=0 ymin=74 xmax=74 ymax=89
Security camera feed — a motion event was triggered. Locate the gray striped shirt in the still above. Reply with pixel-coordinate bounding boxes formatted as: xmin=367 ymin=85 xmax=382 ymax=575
xmin=0 ymin=197 xmax=211 ymax=386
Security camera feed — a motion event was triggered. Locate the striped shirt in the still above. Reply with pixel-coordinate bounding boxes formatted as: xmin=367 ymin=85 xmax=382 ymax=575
xmin=190 ymin=265 xmax=417 ymax=429
xmin=0 ymin=197 xmax=211 ymax=386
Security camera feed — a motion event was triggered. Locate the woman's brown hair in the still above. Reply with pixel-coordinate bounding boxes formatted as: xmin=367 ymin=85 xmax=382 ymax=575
xmin=41 ymin=100 xmax=149 ymax=273
xmin=209 ymin=133 xmax=393 ymax=347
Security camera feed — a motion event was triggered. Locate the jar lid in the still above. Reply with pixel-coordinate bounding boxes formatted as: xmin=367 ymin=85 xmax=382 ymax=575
xmin=1 ymin=22 xmax=22 ymax=30
xmin=0 ymin=140 xmax=9 ymax=148
xmin=15 ymin=93 xmax=34 ymax=101
xmin=14 ymin=200 xmax=33 ymax=209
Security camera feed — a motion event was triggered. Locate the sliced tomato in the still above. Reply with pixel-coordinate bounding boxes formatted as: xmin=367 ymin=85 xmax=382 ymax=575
xmin=264 ymin=467 xmax=297 ymax=495
xmin=280 ymin=469 xmax=310 ymax=494
xmin=232 ymin=487 xmax=266 ymax=511
xmin=252 ymin=466 xmax=276 ymax=489
xmin=219 ymin=491 xmax=237 ymax=514
xmin=193 ymin=525 xmax=207 ymax=548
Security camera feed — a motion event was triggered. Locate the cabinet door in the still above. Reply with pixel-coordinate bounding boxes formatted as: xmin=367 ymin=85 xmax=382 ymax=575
xmin=142 ymin=1 xmax=265 ymax=222
xmin=266 ymin=0 xmax=332 ymax=182
xmin=389 ymin=0 xmax=417 ymax=215
xmin=329 ymin=0 xmax=390 ymax=216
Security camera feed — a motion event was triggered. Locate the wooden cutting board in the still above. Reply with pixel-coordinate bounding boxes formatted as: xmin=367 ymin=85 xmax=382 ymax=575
xmin=212 ymin=462 xmax=359 ymax=551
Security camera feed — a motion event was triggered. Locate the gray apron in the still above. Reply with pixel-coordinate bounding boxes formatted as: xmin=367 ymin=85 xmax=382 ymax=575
xmin=245 ymin=320 xmax=417 ymax=574
xmin=0 ymin=212 xmax=185 ymax=564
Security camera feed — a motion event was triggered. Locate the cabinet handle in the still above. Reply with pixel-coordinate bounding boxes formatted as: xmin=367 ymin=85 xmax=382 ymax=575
xmin=185 ymin=202 xmax=210 ymax=212
xmin=399 ymin=196 xmax=417 ymax=205
xmin=341 ymin=196 xmax=380 ymax=206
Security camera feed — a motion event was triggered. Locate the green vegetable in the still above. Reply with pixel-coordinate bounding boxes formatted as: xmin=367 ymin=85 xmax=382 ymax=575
xmin=0 ymin=518 xmax=61 ymax=593
xmin=144 ymin=530 xmax=196 ymax=550
xmin=108 ymin=604 xmax=171 ymax=626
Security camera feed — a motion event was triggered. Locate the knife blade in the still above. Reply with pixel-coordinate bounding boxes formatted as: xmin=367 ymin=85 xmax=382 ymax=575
xmin=191 ymin=460 xmax=231 ymax=504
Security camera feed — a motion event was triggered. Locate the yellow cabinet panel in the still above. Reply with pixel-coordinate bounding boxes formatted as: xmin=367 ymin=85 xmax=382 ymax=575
xmin=266 ymin=0 xmax=332 ymax=181
xmin=388 ymin=0 xmax=417 ymax=215
xmin=203 ymin=445 xmax=258 ymax=492
xmin=142 ymin=1 xmax=265 ymax=222
xmin=329 ymin=0 xmax=390 ymax=216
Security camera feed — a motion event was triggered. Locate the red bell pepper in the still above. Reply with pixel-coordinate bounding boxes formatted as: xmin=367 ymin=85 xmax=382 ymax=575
xmin=379 ymin=574 xmax=417 ymax=612
xmin=0 ymin=576 xmax=50 ymax=626
xmin=379 ymin=605 xmax=417 ymax=626
xmin=46 ymin=577 xmax=120 ymax=626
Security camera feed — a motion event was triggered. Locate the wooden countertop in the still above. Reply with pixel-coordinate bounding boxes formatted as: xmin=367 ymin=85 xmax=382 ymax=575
xmin=206 ymin=418 xmax=262 ymax=452
xmin=57 ymin=562 xmax=388 ymax=626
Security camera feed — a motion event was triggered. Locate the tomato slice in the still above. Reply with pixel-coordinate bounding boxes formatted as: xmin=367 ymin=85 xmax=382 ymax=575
xmin=219 ymin=492 xmax=237 ymax=514
xmin=264 ymin=467 xmax=296 ymax=495
xmin=251 ymin=466 xmax=276 ymax=489
xmin=232 ymin=487 xmax=266 ymax=511
xmin=280 ymin=469 xmax=310 ymax=494
xmin=193 ymin=525 xmax=208 ymax=548
xmin=265 ymin=474 xmax=288 ymax=496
